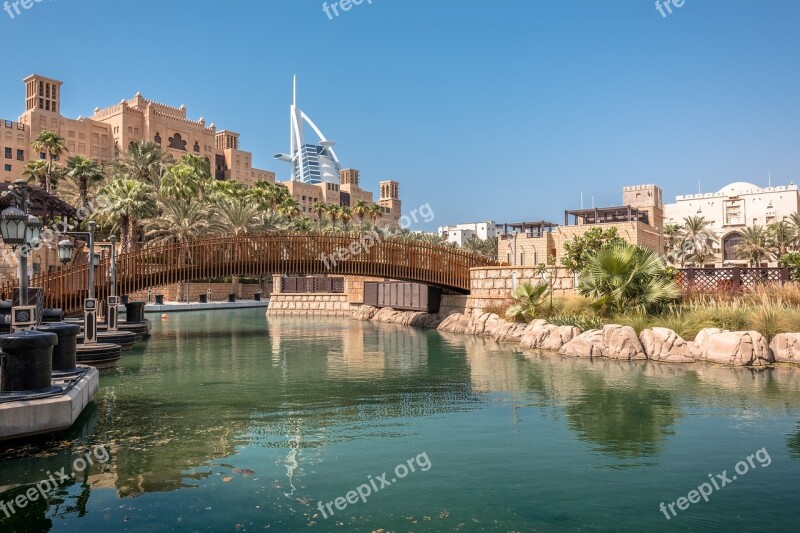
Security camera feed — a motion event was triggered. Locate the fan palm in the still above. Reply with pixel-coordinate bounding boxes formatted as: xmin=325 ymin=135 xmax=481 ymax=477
xmin=578 ymin=243 xmax=680 ymax=315
xmin=115 ymin=141 xmax=173 ymax=184
xmin=65 ymin=155 xmax=105 ymax=210
xmin=96 ymin=178 xmax=157 ymax=253
xmin=368 ymin=204 xmax=384 ymax=227
xmin=352 ymin=200 xmax=370 ymax=231
xmin=278 ymin=198 xmax=302 ymax=222
xmin=680 ymin=216 xmax=717 ymax=267
xmin=30 ymin=130 xmax=68 ymax=192
xmin=21 ymin=160 xmax=50 ymax=190
xmin=212 ymin=196 xmax=260 ymax=236
xmin=159 ymin=162 xmax=208 ymax=201
xmin=735 ymin=225 xmax=773 ymax=266
xmin=767 ymin=221 xmax=796 ymax=256
xmin=312 ymin=201 xmax=327 ymax=227
xmin=339 ymin=206 xmax=353 ymax=232
xmin=506 ymin=282 xmax=549 ymax=322
xmin=144 ymin=197 xmax=211 ymax=247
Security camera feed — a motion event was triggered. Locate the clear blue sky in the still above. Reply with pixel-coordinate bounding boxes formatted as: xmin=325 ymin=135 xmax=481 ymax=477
xmin=1 ymin=0 xmax=799 ymax=230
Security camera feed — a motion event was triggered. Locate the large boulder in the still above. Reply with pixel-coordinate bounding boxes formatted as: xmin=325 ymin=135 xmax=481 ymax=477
xmin=602 ymin=325 xmax=646 ymax=360
xmin=769 ymin=333 xmax=800 ymax=365
xmin=409 ymin=313 xmax=443 ymax=329
xmin=520 ymin=323 xmax=581 ymax=351
xmin=352 ymin=305 xmax=379 ymax=321
xmin=697 ymin=330 xmax=773 ymax=366
xmin=438 ymin=312 xmax=471 ymax=334
xmin=559 ymin=325 xmax=645 ymax=360
xmin=560 ymin=329 xmax=604 ymax=358
xmin=466 ymin=312 xmax=502 ymax=337
xmin=640 ymin=327 xmax=695 ymax=363
xmin=492 ymin=320 xmax=528 ymax=344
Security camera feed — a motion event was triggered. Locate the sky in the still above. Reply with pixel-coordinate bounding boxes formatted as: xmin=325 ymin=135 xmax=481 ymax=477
xmin=1 ymin=0 xmax=799 ymax=231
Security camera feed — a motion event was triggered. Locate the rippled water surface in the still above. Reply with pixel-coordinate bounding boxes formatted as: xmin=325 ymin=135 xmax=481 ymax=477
xmin=1 ymin=308 xmax=799 ymax=531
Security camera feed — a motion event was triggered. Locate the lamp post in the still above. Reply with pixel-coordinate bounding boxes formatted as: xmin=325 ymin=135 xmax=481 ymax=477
xmin=0 ymin=180 xmax=42 ymax=308
xmin=57 ymin=221 xmax=99 ymax=345
xmin=98 ymin=236 xmax=119 ymax=331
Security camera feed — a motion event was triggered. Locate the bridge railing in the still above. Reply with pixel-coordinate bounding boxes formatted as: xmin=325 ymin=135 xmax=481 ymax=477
xmin=1 ymin=232 xmax=497 ymax=315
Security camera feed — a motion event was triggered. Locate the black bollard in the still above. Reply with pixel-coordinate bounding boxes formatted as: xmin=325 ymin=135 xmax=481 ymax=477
xmin=0 ymin=330 xmax=58 ymax=392
xmin=228 ymin=293 xmax=236 ymax=303
xmin=37 ymin=322 xmax=81 ymax=371
xmin=199 ymin=294 xmax=208 ymax=303
xmin=254 ymin=292 xmax=261 ymax=302
xmin=126 ymin=301 xmax=145 ymax=323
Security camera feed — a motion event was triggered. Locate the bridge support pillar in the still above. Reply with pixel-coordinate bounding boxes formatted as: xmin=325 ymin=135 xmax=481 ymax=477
xmin=272 ymin=274 xmax=282 ymax=295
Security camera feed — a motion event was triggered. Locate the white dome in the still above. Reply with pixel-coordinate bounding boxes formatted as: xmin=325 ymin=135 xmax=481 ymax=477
xmin=718 ymin=182 xmax=761 ymax=196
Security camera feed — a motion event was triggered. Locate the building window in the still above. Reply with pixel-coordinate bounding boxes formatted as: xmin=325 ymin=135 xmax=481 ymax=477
xmin=40 ymin=152 xmax=46 ymax=160
xmin=4 ymin=147 xmax=11 ymax=159
xmin=4 ymin=164 xmax=11 ymax=172
xmin=16 ymin=149 xmax=24 ymax=161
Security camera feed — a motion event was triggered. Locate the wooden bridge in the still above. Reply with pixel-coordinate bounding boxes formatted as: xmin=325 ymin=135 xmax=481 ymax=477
xmin=1 ymin=233 xmax=498 ymax=315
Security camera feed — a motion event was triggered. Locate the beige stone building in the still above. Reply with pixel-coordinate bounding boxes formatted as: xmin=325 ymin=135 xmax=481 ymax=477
xmin=498 ymin=184 xmax=664 ymax=267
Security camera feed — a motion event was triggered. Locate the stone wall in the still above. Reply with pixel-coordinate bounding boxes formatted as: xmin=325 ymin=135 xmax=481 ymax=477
xmin=439 ymin=295 xmax=469 ymax=317
xmin=267 ymin=293 xmax=353 ymax=318
xmin=468 ymin=266 xmax=577 ymax=314
xmin=128 ymin=282 xmax=265 ymax=303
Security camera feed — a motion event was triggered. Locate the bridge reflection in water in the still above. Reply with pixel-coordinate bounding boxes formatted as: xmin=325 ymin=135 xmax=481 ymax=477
xmin=0 ymin=233 xmax=498 ymax=314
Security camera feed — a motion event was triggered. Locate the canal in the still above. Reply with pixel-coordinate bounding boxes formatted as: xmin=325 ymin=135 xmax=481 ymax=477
xmin=1 ymin=308 xmax=799 ymax=531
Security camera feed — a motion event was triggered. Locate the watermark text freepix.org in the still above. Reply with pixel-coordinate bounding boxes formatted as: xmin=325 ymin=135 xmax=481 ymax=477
xmin=317 ymin=451 xmax=432 ymax=519
xmin=3 ymin=0 xmax=50 ymax=20
xmin=323 ymin=0 xmax=373 ymax=21
xmin=655 ymin=0 xmax=687 ymax=18
xmin=659 ymin=447 xmax=771 ymax=520
xmin=0 ymin=445 xmax=110 ymax=520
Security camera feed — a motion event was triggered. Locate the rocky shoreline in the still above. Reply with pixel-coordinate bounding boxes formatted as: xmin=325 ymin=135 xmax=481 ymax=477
xmin=352 ymin=306 xmax=800 ymax=367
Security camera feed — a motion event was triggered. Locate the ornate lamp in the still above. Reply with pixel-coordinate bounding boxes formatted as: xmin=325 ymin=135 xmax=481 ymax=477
xmin=0 ymin=206 xmax=29 ymax=249
xmin=90 ymin=252 xmax=101 ymax=268
xmin=25 ymin=214 xmax=42 ymax=247
xmin=57 ymin=239 xmax=74 ymax=264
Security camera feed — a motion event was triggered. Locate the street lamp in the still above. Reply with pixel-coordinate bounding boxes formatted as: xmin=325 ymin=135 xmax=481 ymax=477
xmin=0 ymin=180 xmax=38 ymax=308
xmin=57 ymin=239 xmax=74 ymax=264
xmin=60 ymin=221 xmax=98 ymax=344
xmin=98 ymin=236 xmax=119 ymax=331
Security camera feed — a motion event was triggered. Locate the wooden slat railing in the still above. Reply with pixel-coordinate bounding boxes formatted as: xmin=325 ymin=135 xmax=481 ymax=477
xmin=1 ymin=232 xmax=498 ymax=315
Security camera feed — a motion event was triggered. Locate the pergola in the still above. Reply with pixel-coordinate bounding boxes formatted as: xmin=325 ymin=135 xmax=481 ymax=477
xmin=0 ymin=183 xmax=78 ymax=221
xmin=500 ymin=221 xmax=559 ymax=238
xmin=564 ymin=206 xmax=648 ymax=226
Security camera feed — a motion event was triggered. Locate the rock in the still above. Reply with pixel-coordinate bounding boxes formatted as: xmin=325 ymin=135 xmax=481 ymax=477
xmin=602 ymin=325 xmax=646 ymax=360
xmin=640 ymin=327 xmax=695 ymax=363
xmin=409 ymin=313 xmax=443 ymax=329
xmin=695 ymin=328 xmax=725 ymax=347
xmin=520 ymin=324 xmax=581 ymax=351
xmin=466 ymin=312 xmax=501 ymax=337
xmin=770 ymin=333 xmax=800 ymax=364
xmin=698 ymin=331 xmax=773 ymax=366
xmin=352 ymin=305 xmax=379 ymax=321
xmin=492 ymin=319 xmax=528 ymax=344
xmin=560 ymin=329 xmax=604 ymax=358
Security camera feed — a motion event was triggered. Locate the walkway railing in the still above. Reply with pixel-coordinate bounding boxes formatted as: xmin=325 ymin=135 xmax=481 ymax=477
xmin=677 ymin=266 xmax=791 ymax=293
xmin=1 ymin=233 xmax=498 ymax=315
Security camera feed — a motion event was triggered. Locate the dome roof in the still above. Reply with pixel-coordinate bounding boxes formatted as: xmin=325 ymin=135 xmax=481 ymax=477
xmin=718 ymin=182 xmax=761 ymax=196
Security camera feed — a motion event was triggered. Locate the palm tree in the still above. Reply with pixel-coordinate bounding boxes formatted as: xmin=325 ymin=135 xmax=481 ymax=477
xmin=65 ymin=155 xmax=105 ymax=210
xmin=506 ymin=282 xmax=549 ymax=322
xmin=257 ymin=211 xmax=290 ymax=233
xmin=767 ymin=220 xmax=797 ymax=256
xmin=339 ymin=206 xmax=353 ymax=232
xmin=159 ymin=162 xmax=207 ymax=201
xmin=680 ymin=216 xmax=718 ymax=267
xmin=662 ymin=223 xmax=683 ymax=265
xmin=325 ymin=204 xmax=340 ymax=229
xmin=312 ymin=201 xmax=327 ymax=227
xmin=415 ymin=233 xmax=448 ymax=245
xmin=21 ymin=160 xmax=50 ymax=190
xmin=578 ymin=243 xmax=680 ymax=315
xmin=368 ymin=204 xmax=384 ymax=227
xmin=278 ymin=198 xmax=302 ymax=222
xmin=463 ymin=236 xmax=497 ymax=259
xmin=144 ymin=197 xmax=211 ymax=247
xmin=115 ymin=141 xmax=173 ymax=184
xmin=352 ymin=200 xmax=370 ymax=231
xmin=212 ymin=196 xmax=260 ymax=236
xmin=736 ymin=225 xmax=773 ymax=266
xmin=96 ymin=178 xmax=157 ymax=253
xmin=178 ymin=153 xmax=212 ymax=181
xmin=30 ymin=130 xmax=68 ymax=192
xmin=292 ymin=217 xmax=315 ymax=232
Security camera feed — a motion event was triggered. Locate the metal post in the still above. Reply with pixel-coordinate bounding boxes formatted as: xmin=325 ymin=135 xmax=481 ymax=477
xmin=109 ymin=235 xmax=116 ymax=297
xmin=17 ymin=180 xmax=29 ymax=306
xmin=87 ymin=221 xmax=96 ymax=300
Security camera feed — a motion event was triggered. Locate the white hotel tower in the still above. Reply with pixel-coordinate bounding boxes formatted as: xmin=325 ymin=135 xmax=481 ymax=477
xmin=273 ymin=77 xmax=341 ymax=184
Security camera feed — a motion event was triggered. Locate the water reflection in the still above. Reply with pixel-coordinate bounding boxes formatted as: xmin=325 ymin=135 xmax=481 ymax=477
xmin=1 ymin=310 xmax=800 ymax=530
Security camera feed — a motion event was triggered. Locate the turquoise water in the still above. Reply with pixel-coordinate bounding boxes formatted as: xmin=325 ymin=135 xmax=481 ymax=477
xmin=1 ymin=308 xmax=800 ymax=532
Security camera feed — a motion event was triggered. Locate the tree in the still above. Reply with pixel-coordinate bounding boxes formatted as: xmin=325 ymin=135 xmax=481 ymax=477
xmin=325 ymin=204 xmax=340 ymax=229
xmin=115 ymin=141 xmax=173 ymax=184
xmin=278 ymin=198 xmax=302 ymax=222
xmin=577 ymin=243 xmax=680 ymax=315
xmin=680 ymin=216 xmax=717 ymax=267
xmin=144 ymin=197 xmax=211 ymax=247
xmin=178 ymin=153 xmax=212 ymax=182
xmin=662 ymin=223 xmax=684 ymax=266
xmin=735 ymin=225 xmax=773 ymax=266
xmin=561 ymin=227 xmax=626 ymax=273
xmin=312 ymin=201 xmax=327 ymax=227
xmin=159 ymin=162 xmax=208 ymax=201
xmin=21 ymin=160 xmax=50 ymax=190
xmin=212 ymin=196 xmax=260 ymax=236
xmin=65 ymin=155 xmax=105 ymax=210
xmin=96 ymin=178 xmax=157 ymax=253
xmin=767 ymin=221 xmax=796 ymax=256
xmin=30 ymin=130 xmax=68 ymax=192
xmin=339 ymin=206 xmax=353 ymax=232
xmin=506 ymin=282 xmax=549 ymax=322
xmin=352 ymin=200 xmax=370 ymax=231
xmin=462 ymin=236 xmax=498 ymax=260
xmin=368 ymin=204 xmax=384 ymax=227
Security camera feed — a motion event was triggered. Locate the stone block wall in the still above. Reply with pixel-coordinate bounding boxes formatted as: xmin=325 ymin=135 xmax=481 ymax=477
xmin=267 ymin=293 xmax=353 ymax=318
xmin=468 ymin=266 xmax=578 ymax=314
xmin=439 ymin=295 xmax=469 ymax=317
xmin=128 ymin=282 xmax=265 ymax=302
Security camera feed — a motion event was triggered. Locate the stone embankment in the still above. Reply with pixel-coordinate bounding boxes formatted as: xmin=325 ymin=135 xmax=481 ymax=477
xmin=352 ymin=306 xmax=795 ymax=368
